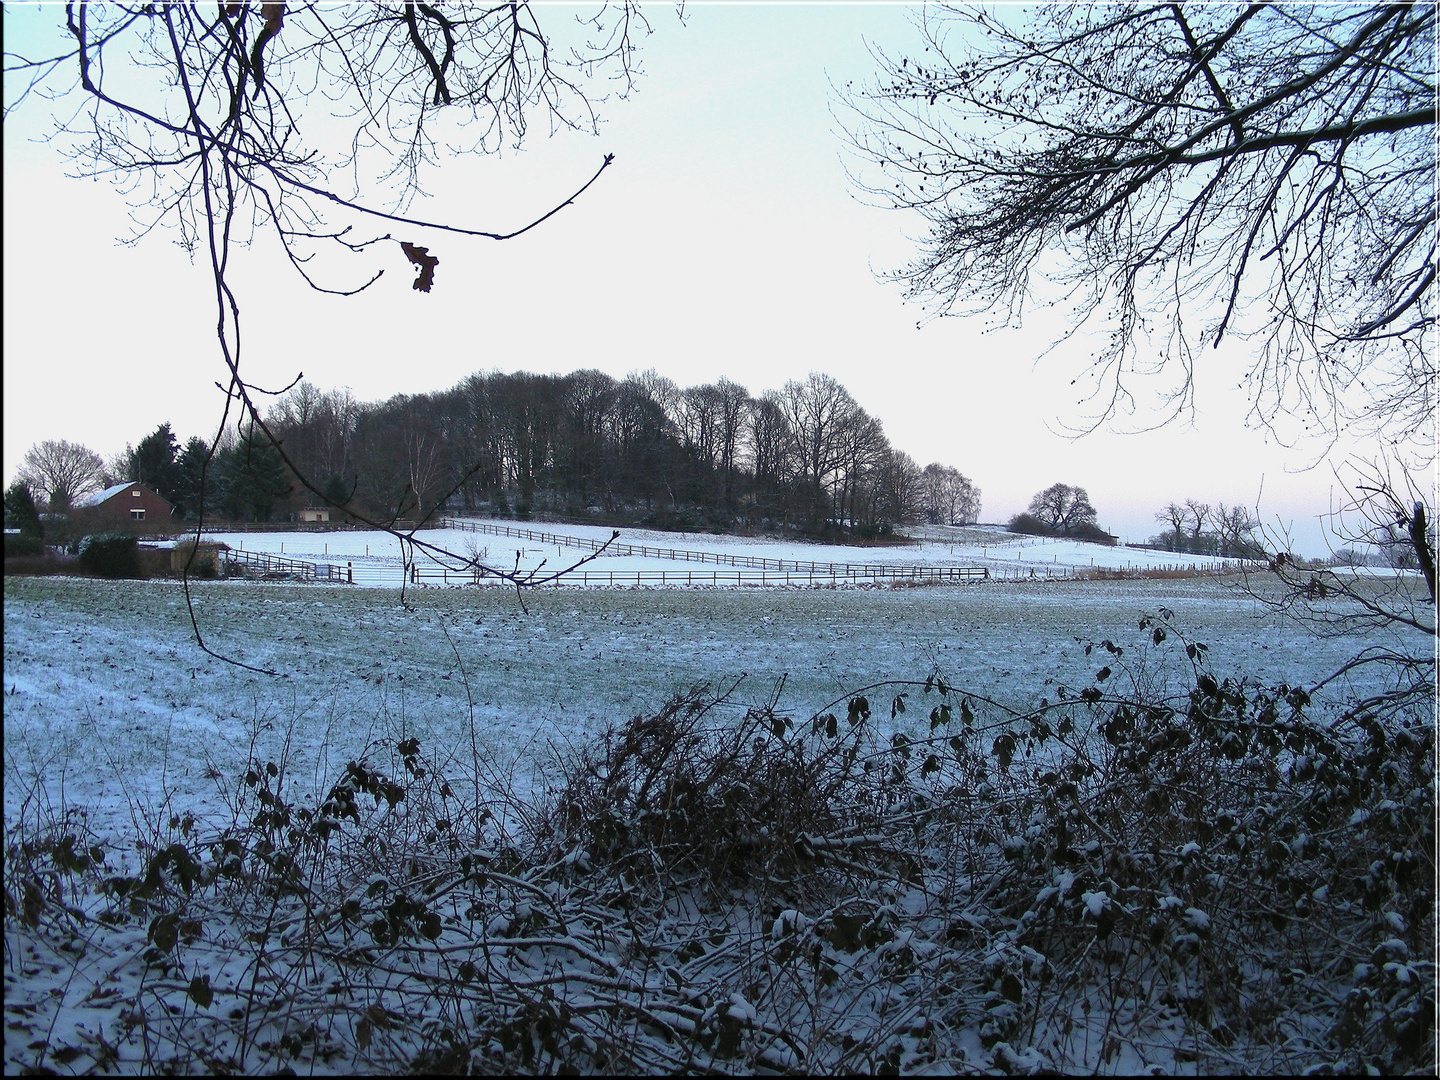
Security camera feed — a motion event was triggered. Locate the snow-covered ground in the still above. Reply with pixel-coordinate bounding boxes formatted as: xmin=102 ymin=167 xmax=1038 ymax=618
xmin=191 ymin=519 xmax=1253 ymax=587
xmin=4 ymin=565 xmax=1428 ymax=1075
xmin=4 ymin=572 xmax=1409 ymax=842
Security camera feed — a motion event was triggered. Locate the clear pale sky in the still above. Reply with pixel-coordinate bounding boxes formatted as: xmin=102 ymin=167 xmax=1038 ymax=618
xmin=3 ymin=3 xmax=1378 ymax=553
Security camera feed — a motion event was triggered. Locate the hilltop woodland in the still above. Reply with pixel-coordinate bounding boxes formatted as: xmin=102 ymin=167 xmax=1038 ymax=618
xmin=95 ymin=370 xmax=982 ymax=538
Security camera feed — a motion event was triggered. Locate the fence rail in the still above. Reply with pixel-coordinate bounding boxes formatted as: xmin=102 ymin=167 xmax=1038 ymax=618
xmin=437 ymin=517 xmax=988 ymax=581
xmin=180 ymin=519 xmax=1251 ymax=589
xmin=188 ymin=520 xmax=422 ymax=534
xmin=407 ymin=565 xmax=987 ymax=588
xmin=223 ymin=548 xmax=352 ymax=583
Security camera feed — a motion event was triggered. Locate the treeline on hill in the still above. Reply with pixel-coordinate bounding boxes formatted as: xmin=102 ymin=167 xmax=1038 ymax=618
xmin=120 ymin=371 xmax=982 ymax=538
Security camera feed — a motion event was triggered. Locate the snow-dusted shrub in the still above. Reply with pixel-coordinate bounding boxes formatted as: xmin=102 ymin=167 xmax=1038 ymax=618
xmin=535 ymin=689 xmax=897 ymax=893
xmin=959 ymin=613 xmax=1435 ymax=1074
xmin=76 ymin=531 xmax=141 ymax=578
xmin=3 ymin=532 xmax=43 ymax=558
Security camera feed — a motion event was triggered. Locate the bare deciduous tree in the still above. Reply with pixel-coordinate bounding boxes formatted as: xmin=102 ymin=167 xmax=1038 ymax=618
xmin=711 ymin=378 xmax=751 ymax=510
xmin=1027 ymin=483 xmax=1098 ymax=537
xmin=1212 ymin=502 xmax=1262 ymax=559
xmin=1184 ymin=498 xmax=1211 ymax=550
xmin=922 ymin=463 xmax=980 ymax=526
xmin=875 ymin=449 xmax=925 ymax=529
xmin=832 ymin=410 xmax=887 ymax=528
xmin=18 ymin=439 xmax=105 ymax=510
xmin=1156 ymin=502 xmax=1188 ymax=552
xmin=779 ymin=373 xmax=863 ymax=531
xmin=747 ymin=392 xmax=794 ymax=520
xmin=847 ymin=4 xmax=1435 ymax=445
xmin=679 ymin=384 xmax=724 ymax=475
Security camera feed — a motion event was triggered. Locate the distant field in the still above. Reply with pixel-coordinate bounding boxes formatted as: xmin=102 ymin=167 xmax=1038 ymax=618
xmin=194 ymin=518 xmax=1253 ymax=586
xmin=4 ymin=573 xmax=1413 ymax=840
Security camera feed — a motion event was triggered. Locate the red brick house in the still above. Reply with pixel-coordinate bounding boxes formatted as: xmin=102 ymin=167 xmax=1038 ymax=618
xmin=72 ymin=482 xmax=175 ymax=527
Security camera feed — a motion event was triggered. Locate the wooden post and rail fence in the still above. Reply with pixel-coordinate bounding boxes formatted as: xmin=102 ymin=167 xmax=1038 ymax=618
xmin=222 ymin=548 xmax=353 ymax=584
xmin=405 ymin=564 xmax=989 ymax=587
xmin=435 ymin=517 xmax=990 ymax=581
xmin=186 ymin=517 xmax=1253 ymax=586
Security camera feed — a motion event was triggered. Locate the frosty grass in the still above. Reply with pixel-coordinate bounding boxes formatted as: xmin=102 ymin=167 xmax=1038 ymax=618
xmin=4 ymin=573 xmax=1397 ymax=839
xmin=3 ymin=542 xmax=1425 ymax=1075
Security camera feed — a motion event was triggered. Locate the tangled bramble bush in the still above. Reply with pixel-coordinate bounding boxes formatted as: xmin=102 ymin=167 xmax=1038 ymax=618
xmin=4 ymin=614 xmax=1434 ymax=1074
xmin=961 ymin=621 xmax=1435 ymax=1074
xmin=537 ymin=688 xmax=906 ymax=895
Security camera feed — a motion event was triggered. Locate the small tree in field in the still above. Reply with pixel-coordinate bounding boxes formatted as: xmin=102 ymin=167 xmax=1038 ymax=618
xmin=1155 ymin=502 xmax=1187 ymax=552
xmin=1023 ymin=483 xmax=1098 ymax=537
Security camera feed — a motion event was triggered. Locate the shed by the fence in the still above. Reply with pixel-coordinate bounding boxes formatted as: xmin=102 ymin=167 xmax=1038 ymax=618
xmin=171 ymin=540 xmax=230 ymax=576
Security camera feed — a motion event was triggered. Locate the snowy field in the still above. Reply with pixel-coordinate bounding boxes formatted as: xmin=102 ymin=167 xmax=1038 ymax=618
xmin=4 ymin=571 xmax=1409 ymax=842
xmin=190 ymin=518 xmax=1252 ymax=587
xmin=4 ymin=567 xmax=1429 ymax=1075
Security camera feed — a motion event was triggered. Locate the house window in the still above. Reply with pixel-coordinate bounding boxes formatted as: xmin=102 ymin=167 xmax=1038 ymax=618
xmin=130 ymin=508 xmax=146 ymax=520
xmin=132 ymin=489 xmax=142 ymax=497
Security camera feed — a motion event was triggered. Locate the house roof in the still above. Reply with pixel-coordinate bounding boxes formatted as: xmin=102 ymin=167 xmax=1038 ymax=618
xmin=73 ymin=482 xmax=136 ymax=508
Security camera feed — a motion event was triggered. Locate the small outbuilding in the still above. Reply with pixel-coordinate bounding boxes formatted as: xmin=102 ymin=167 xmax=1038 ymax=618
xmin=297 ymin=507 xmax=331 ymax=523
xmin=73 ymin=482 xmax=174 ymax=526
xmin=170 ymin=540 xmax=229 ymax=577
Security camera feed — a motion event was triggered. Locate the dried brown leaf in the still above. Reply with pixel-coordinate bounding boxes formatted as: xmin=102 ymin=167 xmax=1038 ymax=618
xmin=400 ymin=241 xmax=439 ymax=293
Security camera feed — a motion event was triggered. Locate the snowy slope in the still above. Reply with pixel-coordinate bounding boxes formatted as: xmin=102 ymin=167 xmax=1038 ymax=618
xmin=191 ymin=518 xmax=1251 ymax=587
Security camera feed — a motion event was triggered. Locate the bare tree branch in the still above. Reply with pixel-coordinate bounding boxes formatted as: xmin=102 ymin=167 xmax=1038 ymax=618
xmin=845 ymin=3 xmax=1436 ymax=449
xmin=7 ymin=2 xmax=648 ymax=672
